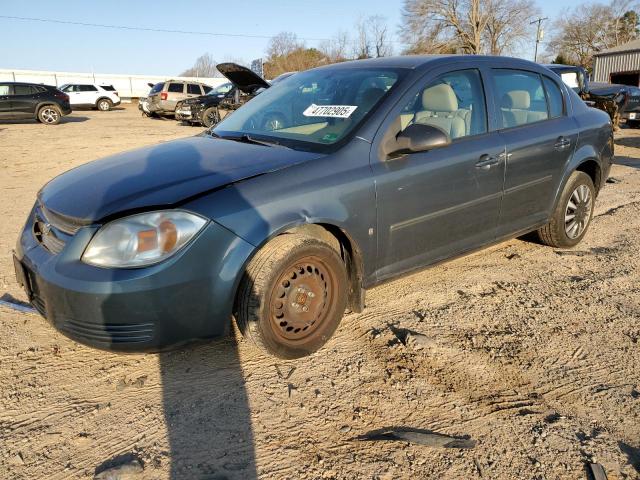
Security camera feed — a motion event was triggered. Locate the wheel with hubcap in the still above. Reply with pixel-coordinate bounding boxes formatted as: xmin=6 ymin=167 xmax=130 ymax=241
xmin=236 ymin=233 xmax=348 ymax=359
xmin=97 ymin=98 xmax=113 ymax=111
xmin=537 ymin=171 xmax=595 ymax=248
xmin=37 ymin=105 xmax=61 ymax=125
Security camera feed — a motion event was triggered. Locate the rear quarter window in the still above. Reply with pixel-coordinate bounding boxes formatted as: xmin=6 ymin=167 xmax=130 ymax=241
xmin=150 ymin=82 xmax=165 ymax=94
xmin=543 ymin=76 xmax=564 ymax=118
xmin=100 ymin=85 xmax=116 ymax=91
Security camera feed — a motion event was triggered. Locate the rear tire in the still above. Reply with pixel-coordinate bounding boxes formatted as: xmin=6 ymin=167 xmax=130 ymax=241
xmin=97 ymin=98 xmax=112 ymax=111
xmin=537 ymin=171 xmax=595 ymax=248
xmin=37 ymin=105 xmax=61 ymax=125
xmin=235 ymin=233 xmax=348 ymax=359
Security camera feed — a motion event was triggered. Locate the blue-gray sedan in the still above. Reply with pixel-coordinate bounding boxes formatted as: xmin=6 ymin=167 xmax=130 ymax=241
xmin=14 ymin=55 xmax=613 ymax=358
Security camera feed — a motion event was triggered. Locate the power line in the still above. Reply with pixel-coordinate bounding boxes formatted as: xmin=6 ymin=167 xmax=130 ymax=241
xmin=0 ymin=15 xmax=332 ymax=42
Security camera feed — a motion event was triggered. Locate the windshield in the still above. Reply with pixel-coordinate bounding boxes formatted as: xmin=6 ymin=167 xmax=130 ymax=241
xmin=213 ymin=67 xmax=404 ymax=152
xmin=210 ymin=82 xmax=233 ymax=95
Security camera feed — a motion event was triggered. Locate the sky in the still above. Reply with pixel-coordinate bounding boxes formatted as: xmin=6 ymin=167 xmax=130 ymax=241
xmin=0 ymin=0 xmax=567 ymax=76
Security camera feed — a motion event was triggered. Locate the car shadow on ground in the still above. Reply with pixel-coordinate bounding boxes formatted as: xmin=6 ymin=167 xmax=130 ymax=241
xmin=94 ymin=140 xmax=262 ymax=479
xmin=158 ymin=340 xmax=257 ymax=479
xmin=0 ymin=116 xmax=90 ymax=125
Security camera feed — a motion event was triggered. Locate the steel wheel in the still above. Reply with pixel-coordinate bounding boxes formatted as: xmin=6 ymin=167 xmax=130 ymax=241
xmin=39 ymin=107 xmax=59 ymax=124
xmin=268 ymin=256 xmax=336 ymax=343
xmin=564 ymin=184 xmax=592 ymax=239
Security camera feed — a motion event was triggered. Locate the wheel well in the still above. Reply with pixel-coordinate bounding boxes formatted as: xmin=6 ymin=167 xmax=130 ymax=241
xmin=576 ymin=160 xmax=602 ymax=192
xmin=285 ymin=224 xmax=365 ymax=313
xmin=96 ymin=97 xmax=112 ymax=105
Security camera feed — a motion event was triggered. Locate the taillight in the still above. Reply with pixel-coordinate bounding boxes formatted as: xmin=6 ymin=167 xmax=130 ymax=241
xmin=54 ymin=91 xmax=69 ymax=102
xmin=160 ymin=92 xmax=168 ymax=100
xmin=114 ymin=91 xmax=119 ymax=97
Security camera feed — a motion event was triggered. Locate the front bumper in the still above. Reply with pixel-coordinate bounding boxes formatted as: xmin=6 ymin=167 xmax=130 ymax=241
xmin=14 ymin=209 xmax=254 ymax=352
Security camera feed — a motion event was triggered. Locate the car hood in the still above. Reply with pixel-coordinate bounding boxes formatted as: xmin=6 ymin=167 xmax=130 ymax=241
xmin=39 ymin=135 xmax=322 ymax=222
xmin=217 ymin=63 xmax=270 ymax=94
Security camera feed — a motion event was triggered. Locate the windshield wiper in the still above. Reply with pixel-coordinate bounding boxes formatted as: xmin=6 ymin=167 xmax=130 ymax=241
xmin=225 ymin=134 xmax=291 ymax=149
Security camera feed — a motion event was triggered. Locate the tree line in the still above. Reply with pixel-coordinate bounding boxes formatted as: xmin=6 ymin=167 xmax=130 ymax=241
xmin=181 ymin=0 xmax=640 ymax=79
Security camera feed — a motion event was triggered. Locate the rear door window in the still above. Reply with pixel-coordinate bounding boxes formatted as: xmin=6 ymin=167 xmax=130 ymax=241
xmin=14 ymin=85 xmax=35 ymax=95
xmin=168 ymin=83 xmax=184 ymax=93
xmin=79 ymin=85 xmax=98 ymax=92
xmin=492 ymin=69 xmax=549 ymax=128
xmin=187 ymin=84 xmax=202 ymax=95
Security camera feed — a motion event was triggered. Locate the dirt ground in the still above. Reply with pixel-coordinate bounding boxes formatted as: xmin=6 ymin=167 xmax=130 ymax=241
xmin=1 ymin=105 xmax=639 ymax=480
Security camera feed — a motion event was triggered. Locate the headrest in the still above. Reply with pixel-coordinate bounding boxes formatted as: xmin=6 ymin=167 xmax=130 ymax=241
xmin=502 ymin=90 xmax=530 ymax=109
xmin=422 ymin=83 xmax=458 ymax=112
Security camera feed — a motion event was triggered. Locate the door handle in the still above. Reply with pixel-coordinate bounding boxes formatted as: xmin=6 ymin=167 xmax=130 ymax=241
xmin=476 ymin=154 xmax=501 ymax=170
xmin=554 ymin=137 xmax=571 ymax=150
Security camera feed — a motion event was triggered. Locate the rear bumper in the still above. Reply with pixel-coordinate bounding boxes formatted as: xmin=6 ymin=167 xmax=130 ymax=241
xmin=14 ymin=212 xmax=254 ymax=352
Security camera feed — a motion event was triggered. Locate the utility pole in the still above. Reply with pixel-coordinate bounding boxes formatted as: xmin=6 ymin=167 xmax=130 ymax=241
xmin=530 ymin=17 xmax=548 ymax=63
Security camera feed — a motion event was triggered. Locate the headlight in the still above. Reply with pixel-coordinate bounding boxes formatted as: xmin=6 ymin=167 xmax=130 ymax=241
xmin=82 ymin=211 xmax=207 ymax=268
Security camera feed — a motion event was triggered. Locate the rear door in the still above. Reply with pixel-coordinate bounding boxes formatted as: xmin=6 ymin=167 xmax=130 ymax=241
xmin=0 ymin=84 xmax=13 ymax=118
xmin=166 ymin=82 xmax=186 ymax=110
xmin=78 ymin=84 xmax=99 ymax=105
xmin=11 ymin=84 xmax=38 ymax=117
xmin=371 ymin=67 xmax=506 ymax=281
xmin=490 ymin=68 xmax=579 ymax=236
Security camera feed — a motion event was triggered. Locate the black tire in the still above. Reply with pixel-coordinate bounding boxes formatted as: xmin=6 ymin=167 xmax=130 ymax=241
xmin=201 ymin=107 xmax=220 ymax=128
xmin=537 ymin=171 xmax=595 ymax=248
xmin=97 ymin=98 xmax=113 ymax=111
xmin=37 ymin=105 xmax=61 ymax=125
xmin=235 ymin=233 xmax=348 ymax=359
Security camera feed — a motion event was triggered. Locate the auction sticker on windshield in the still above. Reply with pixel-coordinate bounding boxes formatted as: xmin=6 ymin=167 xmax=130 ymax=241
xmin=303 ymin=104 xmax=358 ymax=118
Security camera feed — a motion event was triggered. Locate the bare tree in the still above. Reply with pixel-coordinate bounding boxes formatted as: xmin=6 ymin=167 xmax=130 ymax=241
xmin=180 ymin=53 xmax=221 ymax=78
xmin=547 ymin=0 xmax=640 ymax=68
xmin=264 ymin=32 xmax=327 ymax=78
xmin=369 ymin=15 xmax=394 ymax=57
xmin=353 ymin=17 xmax=371 ymax=59
xmin=401 ymin=0 xmax=537 ymax=54
xmin=484 ymin=0 xmax=539 ymax=55
xmin=319 ymin=30 xmax=351 ymax=62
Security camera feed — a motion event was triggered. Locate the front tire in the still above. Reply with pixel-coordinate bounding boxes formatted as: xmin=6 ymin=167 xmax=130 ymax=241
xmin=97 ymin=98 xmax=113 ymax=111
xmin=537 ymin=171 xmax=595 ymax=248
xmin=37 ymin=105 xmax=61 ymax=125
xmin=235 ymin=233 xmax=348 ymax=359
xmin=201 ymin=107 xmax=220 ymax=128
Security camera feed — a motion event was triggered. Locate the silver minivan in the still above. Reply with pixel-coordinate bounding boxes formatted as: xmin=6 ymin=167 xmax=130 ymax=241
xmin=147 ymin=80 xmax=212 ymax=115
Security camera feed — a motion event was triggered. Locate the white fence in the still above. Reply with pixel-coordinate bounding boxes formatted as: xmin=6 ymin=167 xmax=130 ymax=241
xmin=0 ymin=69 xmax=228 ymax=98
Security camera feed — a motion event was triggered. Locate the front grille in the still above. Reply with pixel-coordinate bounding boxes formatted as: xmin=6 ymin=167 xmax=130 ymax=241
xmin=59 ymin=318 xmax=154 ymax=345
xmin=40 ymin=205 xmax=89 ymax=235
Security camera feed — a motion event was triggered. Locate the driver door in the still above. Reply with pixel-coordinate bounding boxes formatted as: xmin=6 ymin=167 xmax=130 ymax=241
xmin=370 ymin=67 xmax=506 ymax=281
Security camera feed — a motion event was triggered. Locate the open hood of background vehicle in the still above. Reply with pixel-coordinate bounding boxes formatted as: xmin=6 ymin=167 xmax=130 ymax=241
xmin=217 ymin=63 xmax=270 ymax=94
xmin=38 ymin=136 xmax=321 ymax=222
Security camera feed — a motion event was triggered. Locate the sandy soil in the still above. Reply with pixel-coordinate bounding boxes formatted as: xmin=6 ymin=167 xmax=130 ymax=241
xmin=1 ymin=105 xmax=639 ymax=479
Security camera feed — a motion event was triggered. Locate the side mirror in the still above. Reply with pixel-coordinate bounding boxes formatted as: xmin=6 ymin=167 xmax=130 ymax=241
xmin=392 ymin=123 xmax=451 ymax=156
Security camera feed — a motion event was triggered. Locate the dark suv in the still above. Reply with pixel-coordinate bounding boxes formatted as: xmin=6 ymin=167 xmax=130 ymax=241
xmin=0 ymin=82 xmax=72 ymax=125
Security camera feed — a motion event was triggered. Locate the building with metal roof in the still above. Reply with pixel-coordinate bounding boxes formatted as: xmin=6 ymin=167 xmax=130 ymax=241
xmin=593 ymin=39 xmax=640 ymax=85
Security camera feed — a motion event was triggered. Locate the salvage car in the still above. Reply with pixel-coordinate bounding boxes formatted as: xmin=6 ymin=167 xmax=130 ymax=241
xmin=174 ymin=63 xmax=272 ymax=128
xmin=14 ymin=56 xmax=613 ymax=358
xmin=546 ymin=64 xmax=640 ymax=128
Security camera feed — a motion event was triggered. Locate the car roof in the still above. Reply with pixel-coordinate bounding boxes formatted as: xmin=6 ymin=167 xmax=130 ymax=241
xmin=311 ymin=54 xmax=544 ymax=72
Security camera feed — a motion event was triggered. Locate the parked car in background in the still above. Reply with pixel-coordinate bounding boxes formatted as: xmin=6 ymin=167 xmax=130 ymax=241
xmin=147 ymin=80 xmax=213 ymax=116
xmin=59 ymin=84 xmax=121 ymax=111
xmin=621 ymin=85 xmax=640 ymax=127
xmin=14 ymin=55 xmax=613 ymax=359
xmin=175 ymin=82 xmax=234 ymax=127
xmin=545 ymin=64 xmax=640 ymax=128
xmin=0 ymin=82 xmax=71 ymax=125
xmin=175 ymin=64 xmax=272 ymax=128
